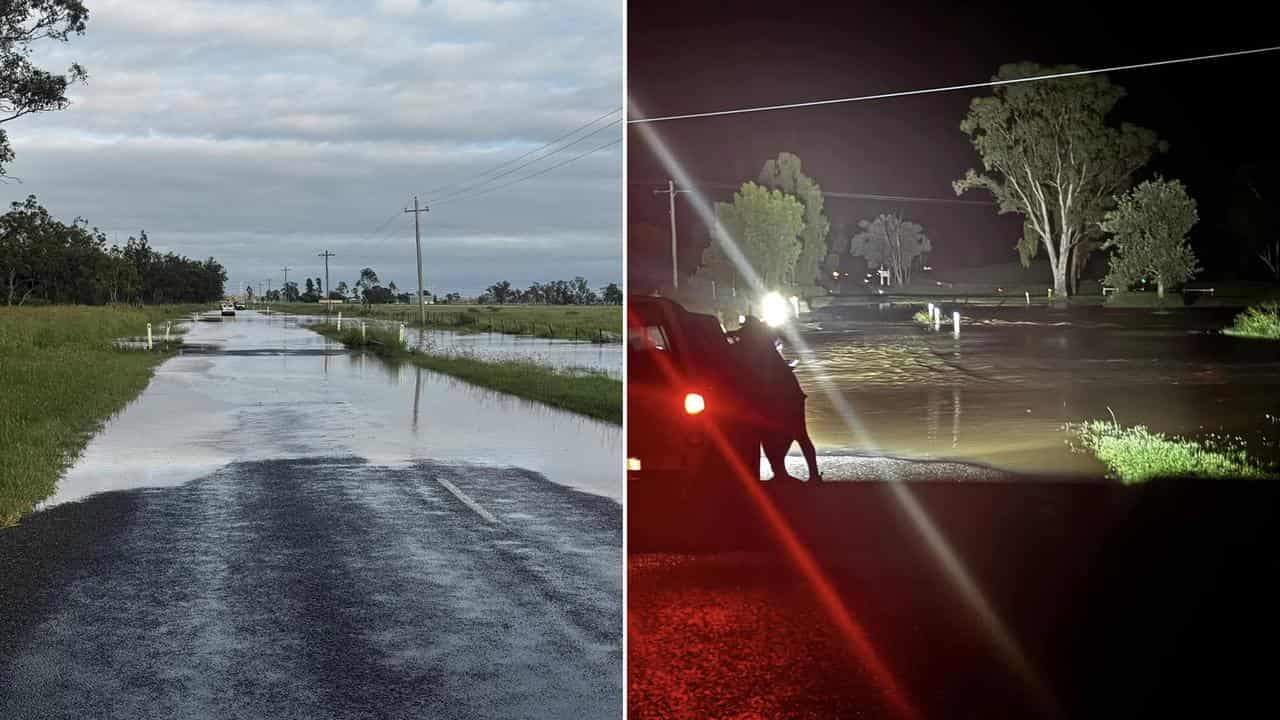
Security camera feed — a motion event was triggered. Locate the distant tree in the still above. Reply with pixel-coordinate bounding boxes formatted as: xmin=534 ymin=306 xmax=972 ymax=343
xmin=1100 ymin=177 xmax=1200 ymax=299
xmin=336 ymin=280 xmax=349 ymax=297
xmin=759 ymin=152 xmax=830 ymax=294
xmin=700 ymin=181 xmax=805 ymax=293
xmin=388 ymin=280 xmax=398 ymax=295
xmin=1 ymin=1 xmax=89 ymax=177
xmin=362 ymin=285 xmax=393 ymax=304
xmin=955 ymin=63 xmax=1164 ymax=298
xmin=304 ymin=277 xmax=314 ymax=296
xmin=849 ymin=214 xmax=932 ymax=287
xmin=525 ymin=282 xmax=545 ymax=304
xmin=445 ymin=292 xmax=461 ymax=304
xmin=571 ymin=276 xmax=596 ymax=304
xmin=487 ymin=280 xmax=513 ymax=304
xmin=602 ymin=283 xmax=622 ymax=305
xmin=395 ymin=292 xmax=411 ymax=304
xmin=281 ymin=281 xmax=299 ymax=302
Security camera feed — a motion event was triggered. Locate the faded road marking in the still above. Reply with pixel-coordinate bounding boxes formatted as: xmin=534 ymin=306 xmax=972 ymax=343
xmin=437 ymin=478 xmax=499 ymax=524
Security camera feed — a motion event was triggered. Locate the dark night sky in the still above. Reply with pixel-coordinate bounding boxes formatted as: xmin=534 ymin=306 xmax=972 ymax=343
xmin=627 ymin=0 xmax=1280 ymax=291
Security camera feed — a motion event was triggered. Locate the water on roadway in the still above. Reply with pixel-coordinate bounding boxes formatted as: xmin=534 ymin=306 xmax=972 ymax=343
xmin=1 ymin=310 xmax=622 ymax=719
xmin=786 ymin=304 xmax=1280 ymax=478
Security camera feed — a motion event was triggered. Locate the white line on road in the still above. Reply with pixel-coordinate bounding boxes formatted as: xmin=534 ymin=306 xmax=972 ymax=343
xmin=437 ymin=478 xmax=499 ymax=524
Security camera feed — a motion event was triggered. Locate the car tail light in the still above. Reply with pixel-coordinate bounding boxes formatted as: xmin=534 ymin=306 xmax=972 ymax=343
xmin=684 ymin=392 xmax=706 ymax=415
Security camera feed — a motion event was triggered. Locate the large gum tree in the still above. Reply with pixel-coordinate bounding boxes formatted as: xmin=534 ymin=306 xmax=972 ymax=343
xmin=954 ymin=63 xmax=1164 ymax=298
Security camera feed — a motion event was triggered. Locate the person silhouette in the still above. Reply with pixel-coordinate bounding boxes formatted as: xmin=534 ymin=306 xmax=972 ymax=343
xmin=732 ymin=316 xmax=822 ymax=483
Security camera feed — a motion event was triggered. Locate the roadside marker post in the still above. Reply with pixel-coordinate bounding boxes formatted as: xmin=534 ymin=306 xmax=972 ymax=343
xmin=146 ymin=323 xmax=153 ymax=350
xmin=361 ymin=321 xmax=366 ymax=343
xmin=933 ymin=308 xmax=941 ymax=331
xmin=165 ymin=322 xmax=172 ymax=342
xmin=953 ymin=311 xmax=961 ymax=336
xmin=399 ymin=323 xmax=406 ymax=344
xmin=1025 ymin=291 xmax=1030 ymax=305
xmin=337 ymin=312 xmax=342 ymax=331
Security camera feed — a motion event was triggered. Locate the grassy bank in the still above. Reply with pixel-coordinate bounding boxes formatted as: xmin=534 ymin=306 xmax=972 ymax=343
xmin=1067 ymin=420 xmax=1276 ymax=484
xmin=1224 ymin=301 xmax=1280 ymax=340
xmin=0 ymin=305 xmax=202 ymax=526
xmin=308 ymin=322 xmax=621 ymax=424
xmin=269 ymin=302 xmax=621 ymax=343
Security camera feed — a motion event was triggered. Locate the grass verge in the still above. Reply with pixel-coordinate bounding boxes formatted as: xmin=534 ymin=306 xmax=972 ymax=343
xmin=269 ymin=302 xmax=621 ymax=343
xmin=308 ymin=322 xmax=621 ymax=425
xmin=1 ymin=305 xmax=204 ymax=526
xmin=1066 ymin=419 xmax=1276 ymax=484
xmin=1224 ymin=301 xmax=1280 ymax=340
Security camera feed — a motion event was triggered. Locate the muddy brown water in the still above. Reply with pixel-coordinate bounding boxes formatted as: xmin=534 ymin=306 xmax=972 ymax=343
xmin=789 ymin=304 xmax=1280 ymax=479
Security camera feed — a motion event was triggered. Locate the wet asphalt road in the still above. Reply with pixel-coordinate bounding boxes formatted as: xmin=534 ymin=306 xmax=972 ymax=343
xmin=0 ymin=313 xmax=621 ymax=719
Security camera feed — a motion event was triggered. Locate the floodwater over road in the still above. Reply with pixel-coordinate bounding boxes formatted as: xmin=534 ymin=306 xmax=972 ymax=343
xmin=3 ymin=311 xmax=621 ymax=719
xmin=791 ymin=304 xmax=1280 ymax=478
xmin=47 ymin=311 xmax=621 ymax=505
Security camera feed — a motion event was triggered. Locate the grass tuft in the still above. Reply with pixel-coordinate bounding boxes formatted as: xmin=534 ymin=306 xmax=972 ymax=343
xmin=1066 ymin=419 xmax=1276 ymax=484
xmin=1224 ymin=301 xmax=1280 ymax=340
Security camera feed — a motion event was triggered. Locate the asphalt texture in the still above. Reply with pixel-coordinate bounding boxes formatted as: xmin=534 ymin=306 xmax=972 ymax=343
xmin=1 ymin=312 xmax=621 ymax=719
xmin=1 ymin=458 xmax=621 ymax=719
xmin=628 ymin=477 xmax=1280 ymax=719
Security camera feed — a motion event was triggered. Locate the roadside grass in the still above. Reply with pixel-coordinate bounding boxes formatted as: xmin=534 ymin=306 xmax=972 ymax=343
xmin=269 ymin=302 xmax=621 ymax=343
xmin=309 ymin=322 xmax=621 ymax=424
xmin=1066 ymin=419 xmax=1276 ymax=485
xmin=912 ymin=309 xmax=932 ymax=328
xmin=1223 ymin=301 xmax=1280 ymax=340
xmin=0 ymin=305 xmax=205 ymax=526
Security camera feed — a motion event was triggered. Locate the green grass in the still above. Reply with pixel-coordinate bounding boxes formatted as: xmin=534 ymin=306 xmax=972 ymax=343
xmin=1066 ymin=419 xmax=1276 ymax=484
xmin=269 ymin=302 xmax=621 ymax=343
xmin=912 ymin=309 xmax=932 ymax=328
xmin=308 ymin=322 xmax=621 ymax=424
xmin=1224 ymin=301 xmax=1280 ymax=340
xmin=0 ymin=304 xmax=205 ymax=526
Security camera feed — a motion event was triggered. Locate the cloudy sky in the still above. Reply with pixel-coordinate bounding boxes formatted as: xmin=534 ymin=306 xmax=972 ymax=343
xmin=2 ymin=0 xmax=622 ymax=297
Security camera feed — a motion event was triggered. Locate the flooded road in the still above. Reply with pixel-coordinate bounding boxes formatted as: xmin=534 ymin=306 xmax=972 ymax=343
xmin=1 ymin=311 xmax=621 ymax=719
xmin=791 ymin=304 xmax=1280 ymax=478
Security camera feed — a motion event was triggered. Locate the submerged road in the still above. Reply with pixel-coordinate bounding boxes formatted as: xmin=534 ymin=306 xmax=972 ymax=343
xmin=0 ymin=312 xmax=622 ymax=719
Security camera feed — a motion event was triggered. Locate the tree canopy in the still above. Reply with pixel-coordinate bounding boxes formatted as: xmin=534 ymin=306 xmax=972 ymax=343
xmin=758 ymin=152 xmax=829 ymax=294
xmin=1 ymin=0 xmax=89 ymax=176
xmin=954 ymin=63 xmax=1164 ymax=297
xmin=849 ymin=214 xmax=932 ymax=287
xmin=1100 ymin=177 xmax=1200 ymax=298
xmin=701 ymin=181 xmax=805 ymax=292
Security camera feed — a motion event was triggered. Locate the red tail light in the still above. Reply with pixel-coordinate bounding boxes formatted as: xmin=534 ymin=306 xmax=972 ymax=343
xmin=684 ymin=392 xmax=706 ymax=415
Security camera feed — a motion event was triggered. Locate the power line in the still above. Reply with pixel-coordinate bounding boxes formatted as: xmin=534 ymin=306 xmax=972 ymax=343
xmin=422 ymin=107 xmax=622 ymax=199
xmin=628 ymin=44 xmax=1280 ymax=124
xmin=631 ymin=180 xmax=992 ymax=205
xmin=428 ymin=117 xmax=622 ymax=204
xmin=432 ymin=137 xmax=622 ymax=207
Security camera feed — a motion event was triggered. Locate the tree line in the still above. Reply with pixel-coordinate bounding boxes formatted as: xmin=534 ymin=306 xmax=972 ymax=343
xmin=688 ymin=60 xmax=1280 ymax=303
xmin=482 ymin=278 xmax=622 ymax=305
xmin=264 ymin=267 xmax=622 ymax=306
xmin=1 ymin=196 xmax=226 ymax=306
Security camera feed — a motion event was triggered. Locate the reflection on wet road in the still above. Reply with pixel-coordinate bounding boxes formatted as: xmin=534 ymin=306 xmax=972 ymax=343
xmin=1 ymin=311 xmax=621 ymax=719
xmin=793 ymin=305 xmax=1280 ymax=477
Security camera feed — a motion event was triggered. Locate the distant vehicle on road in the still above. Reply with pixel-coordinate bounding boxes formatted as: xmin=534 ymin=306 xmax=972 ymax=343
xmin=220 ymin=302 xmax=236 ymax=316
xmin=234 ymin=301 xmax=246 ymax=310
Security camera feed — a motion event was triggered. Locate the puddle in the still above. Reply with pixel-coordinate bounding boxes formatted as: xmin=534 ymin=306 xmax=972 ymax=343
xmin=44 ymin=311 xmax=622 ymax=509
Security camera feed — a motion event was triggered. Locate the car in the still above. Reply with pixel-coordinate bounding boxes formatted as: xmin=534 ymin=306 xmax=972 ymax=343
xmin=627 ymin=296 xmax=763 ymax=547
xmin=220 ymin=302 xmax=236 ymax=316
xmin=234 ymin=301 xmax=246 ymax=310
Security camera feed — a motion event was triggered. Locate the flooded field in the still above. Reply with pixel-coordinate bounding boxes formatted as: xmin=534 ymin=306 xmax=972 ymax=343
xmin=289 ymin=313 xmax=621 ymax=377
xmin=44 ymin=311 xmax=622 ymax=508
xmin=793 ymin=304 xmax=1280 ymax=478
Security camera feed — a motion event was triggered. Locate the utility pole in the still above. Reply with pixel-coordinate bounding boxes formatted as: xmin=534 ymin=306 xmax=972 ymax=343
xmin=654 ymin=180 xmax=692 ymax=290
xmin=405 ymin=195 xmax=429 ymax=327
xmin=281 ymin=266 xmax=291 ymax=300
xmin=317 ymin=251 xmax=335 ymax=313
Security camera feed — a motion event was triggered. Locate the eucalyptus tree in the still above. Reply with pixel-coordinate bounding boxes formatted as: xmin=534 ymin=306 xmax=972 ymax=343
xmin=701 ymin=181 xmax=805 ymax=292
xmin=1100 ymin=177 xmax=1200 ymax=300
xmin=849 ymin=214 xmax=931 ymax=287
xmin=955 ymin=63 xmax=1164 ymax=298
xmin=758 ymin=152 xmax=829 ymax=293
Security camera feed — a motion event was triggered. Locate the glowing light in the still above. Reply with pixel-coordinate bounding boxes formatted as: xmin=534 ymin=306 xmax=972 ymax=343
xmin=683 ymin=392 xmax=706 ymax=415
xmin=761 ymin=292 xmax=790 ymax=327
xmin=626 ymin=457 xmax=642 ymax=472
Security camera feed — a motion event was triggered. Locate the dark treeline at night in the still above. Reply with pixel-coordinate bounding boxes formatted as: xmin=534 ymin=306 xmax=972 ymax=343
xmin=1 ymin=196 xmax=227 ymax=306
